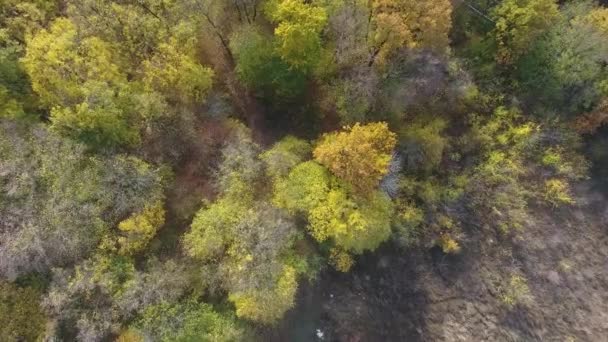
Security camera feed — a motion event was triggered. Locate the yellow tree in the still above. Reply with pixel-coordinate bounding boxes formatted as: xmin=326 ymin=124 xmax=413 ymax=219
xmin=370 ymin=0 xmax=452 ymax=66
xmin=313 ymin=122 xmax=397 ymax=193
xmin=116 ymin=200 xmax=166 ymax=256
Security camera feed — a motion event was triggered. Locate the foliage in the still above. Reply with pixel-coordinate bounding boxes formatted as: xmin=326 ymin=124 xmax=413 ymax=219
xmin=137 ymin=298 xmax=245 ymax=341
xmin=515 ymin=1 xmax=608 ymax=116
xmin=499 ymin=274 xmax=532 ymax=308
xmin=274 ymin=161 xmax=394 ymax=256
xmin=313 ymin=122 xmax=397 ymax=192
xmin=184 ymin=125 xmax=303 ymax=323
xmin=400 ymin=118 xmax=448 ymax=173
xmin=308 ymin=187 xmax=394 ymax=253
xmin=0 ymin=0 xmax=605 ymax=337
xmin=44 ymin=258 xmax=191 ymax=341
xmin=329 ymin=248 xmax=355 ymax=272
xmin=229 ymin=265 xmax=298 ymax=323
xmin=491 ymin=0 xmax=559 ymax=64
xmin=22 ymin=18 xmax=140 ymax=147
xmin=0 ymin=281 xmax=47 ymax=341
xmin=116 ymin=200 xmax=166 ymax=256
xmin=230 ymin=26 xmax=308 ymax=100
xmin=543 ymin=178 xmax=575 ymax=206
xmin=261 ymin=136 xmax=312 ymax=179
xmin=265 ymin=0 xmax=328 ymax=72
xmin=370 ymin=0 xmax=452 ymax=66
xmin=142 ymin=38 xmax=214 ymax=104
xmin=0 ymin=121 xmax=165 ymax=279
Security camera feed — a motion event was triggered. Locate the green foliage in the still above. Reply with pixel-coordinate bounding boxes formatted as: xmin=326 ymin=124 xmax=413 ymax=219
xmin=229 ymin=265 xmax=298 ymax=323
xmin=515 ymin=1 xmax=608 ymax=116
xmin=184 ymin=194 xmax=250 ymax=261
xmin=22 ymin=18 xmax=141 ymax=147
xmin=45 ymin=258 xmax=191 ymax=341
xmin=0 ymin=281 xmax=47 ymax=341
xmin=137 ymin=298 xmax=245 ymax=341
xmin=230 ymin=27 xmax=308 ymax=100
xmin=491 ymin=0 xmax=559 ymax=64
xmin=261 ymin=136 xmax=312 ymax=179
xmin=274 ymin=161 xmax=394 ymax=256
xmin=400 ymin=118 xmax=448 ymax=173
xmin=309 ymin=187 xmax=394 ymax=253
xmin=543 ymin=178 xmax=575 ymax=206
xmin=0 ymin=0 xmax=604 ymax=337
xmin=184 ymin=124 xmax=303 ymax=323
xmin=265 ymin=0 xmax=328 ymax=72
xmin=273 ymin=161 xmax=332 ymax=213
xmin=393 ymin=200 xmax=424 ymax=247
xmin=142 ymin=38 xmax=214 ymax=104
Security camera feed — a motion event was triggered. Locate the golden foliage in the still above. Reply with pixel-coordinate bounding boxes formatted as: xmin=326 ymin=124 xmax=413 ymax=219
xmin=329 ymin=248 xmax=354 ymax=272
xmin=313 ymin=122 xmax=397 ymax=193
xmin=117 ymin=200 xmax=166 ymax=255
xmin=370 ymin=0 xmax=452 ymax=65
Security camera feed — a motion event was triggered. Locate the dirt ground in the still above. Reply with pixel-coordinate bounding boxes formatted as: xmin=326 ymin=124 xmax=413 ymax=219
xmin=267 ymin=182 xmax=608 ymax=342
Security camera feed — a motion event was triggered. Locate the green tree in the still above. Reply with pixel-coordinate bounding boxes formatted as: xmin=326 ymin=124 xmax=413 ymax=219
xmin=183 ymin=123 xmax=305 ymax=323
xmin=22 ymin=18 xmax=143 ymax=147
xmin=230 ymin=27 xmax=308 ymax=99
xmin=0 ymin=282 xmax=47 ymax=341
xmin=260 ymin=135 xmax=311 ymax=179
xmin=136 ymin=298 xmax=245 ymax=341
xmin=142 ymin=38 xmax=214 ymax=104
xmin=265 ymin=0 xmax=328 ymax=71
xmin=115 ymin=200 xmax=166 ymax=256
xmin=491 ymin=0 xmax=559 ymax=64
xmin=515 ymin=1 xmax=608 ymax=116
xmin=400 ymin=118 xmax=448 ymax=173
xmin=274 ymin=161 xmax=394 ymax=259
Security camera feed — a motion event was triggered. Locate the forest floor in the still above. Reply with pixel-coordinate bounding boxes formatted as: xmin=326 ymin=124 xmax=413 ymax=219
xmin=264 ymin=181 xmax=608 ymax=342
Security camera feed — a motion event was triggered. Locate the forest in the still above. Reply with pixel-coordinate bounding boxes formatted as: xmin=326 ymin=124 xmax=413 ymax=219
xmin=0 ymin=0 xmax=607 ymax=341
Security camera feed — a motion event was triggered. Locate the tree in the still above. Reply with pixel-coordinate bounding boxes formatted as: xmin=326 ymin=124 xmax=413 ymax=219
xmin=142 ymin=38 xmax=214 ymax=104
xmin=369 ymin=0 xmax=452 ymax=66
xmin=273 ymin=161 xmax=394 ymax=261
xmin=65 ymin=0 xmax=171 ymax=64
xmin=0 ymin=121 xmax=165 ymax=279
xmin=400 ymin=118 xmax=448 ymax=173
xmin=0 ymin=281 xmax=47 ymax=341
xmin=264 ymin=0 xmax=328 ymax=71
xmin=230 ymin=26 xmax=308 ymax=99
xmin=183 ymin=123 xmax=304 ymax=323
xmin=515 ymin=1 xmax=608 ymax=116
xmin=491 ymin=0 xmax=559 ymax=64
xmin=313 ymin=122 xmax=397 ymax=192
xmin=44 ymin=257 xmax=192 ymax=341
xmin=0 ymin=0 xmax=57 ymax=120
xmin=260 ymin=135 xmax=311 ymax=179
xmin=308 ymin=186 xmax=393 ymax=254
xmin=115 ymin=200 xmax=166 ymax=256
xmin=136 ymin=298 xmax=245 ymax=341
xmin=229 ymin=265 xmax=298 ymax=323
xmin=22 ymin=18 xmax=143 ymax=147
